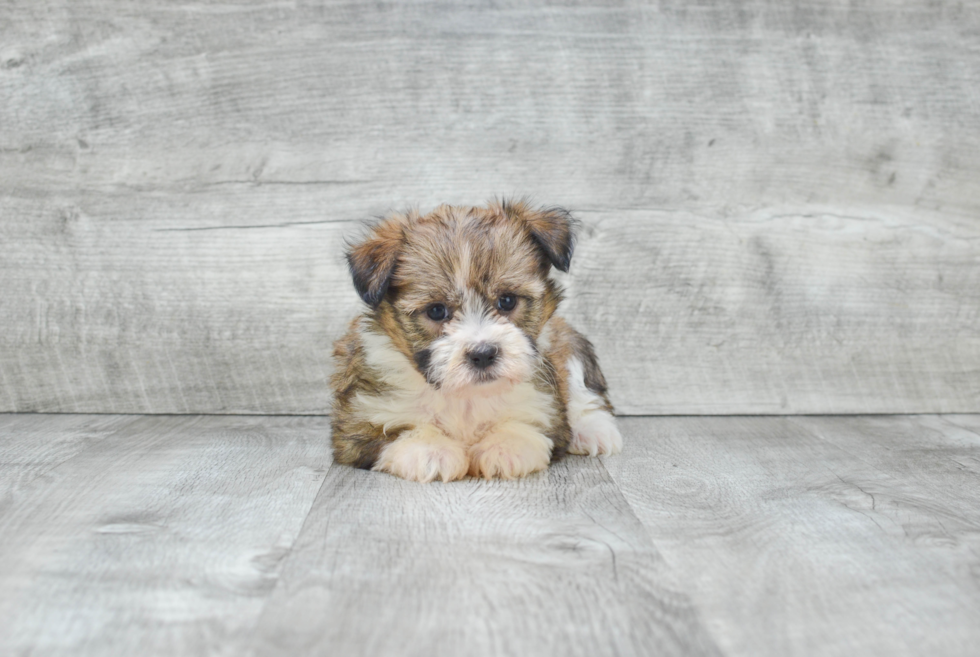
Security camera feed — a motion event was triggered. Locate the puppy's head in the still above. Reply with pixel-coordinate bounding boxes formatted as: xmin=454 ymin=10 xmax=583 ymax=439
xmin=347 ymin=200 xmax=575 ymax=395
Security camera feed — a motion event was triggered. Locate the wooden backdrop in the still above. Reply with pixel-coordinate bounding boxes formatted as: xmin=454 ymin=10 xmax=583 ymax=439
xmin=1 ymin=1 xmax=978 ymax=415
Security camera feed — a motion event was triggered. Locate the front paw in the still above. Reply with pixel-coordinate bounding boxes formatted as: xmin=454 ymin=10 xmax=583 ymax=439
xmin=568 ymin=410 xmax=623 ymax=456
xmin=374 ymin=426 xmax=469 ymax=483
xmin=468 ymin=425 xmax=553 ymax=480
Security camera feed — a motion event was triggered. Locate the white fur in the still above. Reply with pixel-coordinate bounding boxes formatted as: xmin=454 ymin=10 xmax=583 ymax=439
xmin=374 ymin=424 xmax=469 ymax=483
xmin=427 ymin=292 xmax=536 ymax=392
xmin=468 ymin=421 xmax=552 ymax=479
xmin=357 ymin=329 xmax=556 ymax=481
xmin=565 ymin=357 xmax=623 ymax=456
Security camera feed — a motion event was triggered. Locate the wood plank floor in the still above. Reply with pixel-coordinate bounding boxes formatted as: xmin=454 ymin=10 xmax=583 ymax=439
xmin=0 ymin=414 xmax=977 ymax=656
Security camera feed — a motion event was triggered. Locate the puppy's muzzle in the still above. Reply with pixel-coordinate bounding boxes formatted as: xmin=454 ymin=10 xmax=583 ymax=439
xmin=467 ymin=343 xmax=499 ymax=371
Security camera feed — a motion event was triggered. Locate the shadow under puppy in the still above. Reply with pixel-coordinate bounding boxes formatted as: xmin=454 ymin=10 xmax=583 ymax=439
xmin=331 ymin=200 xmax=622 ymax=482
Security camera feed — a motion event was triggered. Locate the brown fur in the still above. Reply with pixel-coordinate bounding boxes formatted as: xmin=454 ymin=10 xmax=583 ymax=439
xmin=331 ymin=199 xmax=611 ymax=473
xmin=541 ymin=315 xmax=615 ymax=415
xmin=330 ymin=316 xmax=404 ymax=469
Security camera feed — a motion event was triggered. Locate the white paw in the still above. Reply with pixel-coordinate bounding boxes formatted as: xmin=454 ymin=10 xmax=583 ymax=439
xmin=468 ymin=424 xmax=552 ymax=480
xmin=568 ymin=410 xmax=623 ymax=456
xmin=374 ymin=426 xmax=469 ymax=483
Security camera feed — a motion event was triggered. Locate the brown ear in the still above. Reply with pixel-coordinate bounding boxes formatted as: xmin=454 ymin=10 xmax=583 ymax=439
xmin=346 ymin=214 xmax=409 ymax=307
xmin=503 ymin=200 xmax=577 ymax=272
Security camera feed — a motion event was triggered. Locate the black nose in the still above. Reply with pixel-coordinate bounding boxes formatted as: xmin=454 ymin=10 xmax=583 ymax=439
xmin=467 ymin=344 xmax=498 ymax=370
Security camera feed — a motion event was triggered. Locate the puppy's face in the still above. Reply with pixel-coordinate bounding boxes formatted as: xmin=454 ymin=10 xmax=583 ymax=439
xmin=347 ymin=201 xmax=575 ymax=395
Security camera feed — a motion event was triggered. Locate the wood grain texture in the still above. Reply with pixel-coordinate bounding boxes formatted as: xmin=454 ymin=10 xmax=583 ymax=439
xmin=563 ymin=206 xmax=980 ymax=414
xmin=2 ymin=1 xmax=979 ymax=414
xmin=2 ymin=413 xmax=979 ymax=656
xmin=253 ymin=457 xmax=720 ymax=657
xmin=0 ymin=413 xmax=142 ymax=509
xmin=0 ymin=414 xmax=331 ymax=657
xmin=604 ymin=415 xmax=980 ymax=657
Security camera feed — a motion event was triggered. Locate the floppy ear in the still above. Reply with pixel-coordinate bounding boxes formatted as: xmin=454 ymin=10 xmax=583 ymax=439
xmin=346 ymin=214 xmax=409 ymax=307
xmin=503 ymin=200 xmax=577 ymax=272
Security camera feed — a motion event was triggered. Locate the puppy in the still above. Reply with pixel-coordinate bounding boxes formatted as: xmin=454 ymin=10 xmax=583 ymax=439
xmin=331 ymin=199 xmax=622 ymax=482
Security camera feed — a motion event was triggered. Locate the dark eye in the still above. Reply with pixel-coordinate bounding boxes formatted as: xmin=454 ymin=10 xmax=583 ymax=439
xmin=425 ymin=303 xmax=449 ymax=321
xmin=496 ymin=294 xmax=517 ymax=312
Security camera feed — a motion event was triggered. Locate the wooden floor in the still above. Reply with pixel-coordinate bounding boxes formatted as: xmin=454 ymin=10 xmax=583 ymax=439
xmin=1 ymin=414 xmax=978 ymax=656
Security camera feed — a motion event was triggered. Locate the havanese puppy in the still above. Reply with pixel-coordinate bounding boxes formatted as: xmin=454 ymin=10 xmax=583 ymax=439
xmin=331 ymin=199 xmax=622 ymax=482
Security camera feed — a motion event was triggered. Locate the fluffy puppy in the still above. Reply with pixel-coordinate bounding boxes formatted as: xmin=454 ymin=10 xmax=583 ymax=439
xmin=331 ymin=199 xmax=622 ymax=482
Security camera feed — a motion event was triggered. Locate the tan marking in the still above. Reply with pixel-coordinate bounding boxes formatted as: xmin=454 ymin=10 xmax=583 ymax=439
xmin=332 ymin=200 xmax=613 ymax=475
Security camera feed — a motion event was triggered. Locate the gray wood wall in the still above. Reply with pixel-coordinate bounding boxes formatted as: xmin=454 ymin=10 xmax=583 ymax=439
xmin=1 ymin=1 xmax=978 ymax=415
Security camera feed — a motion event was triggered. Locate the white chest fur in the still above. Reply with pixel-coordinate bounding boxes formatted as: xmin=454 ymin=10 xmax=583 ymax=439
xmin=355 ymin=329 xmax=556 ymax=446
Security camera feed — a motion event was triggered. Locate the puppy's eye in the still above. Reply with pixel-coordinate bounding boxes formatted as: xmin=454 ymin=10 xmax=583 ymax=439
xmin=496 ymin=294 xmax=518 ymax=312
xmin=425 ymin=303 xmax=449 ymax=321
